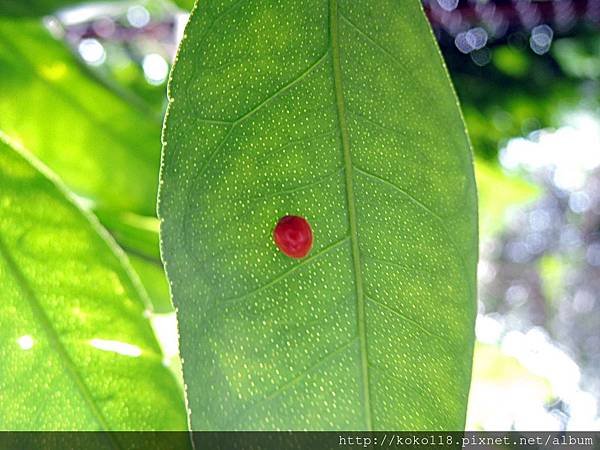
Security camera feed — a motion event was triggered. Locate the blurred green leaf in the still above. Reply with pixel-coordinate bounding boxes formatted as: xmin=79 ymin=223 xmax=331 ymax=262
xmin=95 ymin=210 xmax=173 ymax=313
xmin=129 ymin=255 xmax=173 ymax=313
xmin=0 ymin=0 xmax=191 ymax=17
xmin=0 ymin=18 xmax=161 ymax=216
xmin=95 ymin=210 xmax=162 ymax=262
xmin=492 ymin=46 xmax=531 ymax=78
xmin=553 ymin=36 xmax=600 ymax=79
xmin=106 ymin=47 xmax=168 ymax=115
xmin=0 ymin=137 xmax=186 ymax=430
xmin=538 ymin=254 xmax=568 ymax=305
xmin=448 ymin=42 xmax=581 ymax=161
xmin=475 ymin=159 xmax=539 ymax=237
xmin=0 ymin=0 xmax=80 ymax=16
xmin=172 ymin=0 xmax=195 ymax=11
xmin=160 ymin=0 xmax=478 ymax=430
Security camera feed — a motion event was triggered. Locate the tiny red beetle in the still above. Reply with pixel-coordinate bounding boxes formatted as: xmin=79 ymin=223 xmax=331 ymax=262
xmin=273 ymin=215 xmax=313 ymax=259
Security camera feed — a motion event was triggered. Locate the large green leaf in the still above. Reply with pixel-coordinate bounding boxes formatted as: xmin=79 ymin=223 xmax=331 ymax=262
xmin=160 ymin=0 xmax=478 ymax=430
xmin=0 ymin=18 xmax=161 ymax=216
xmin=0 ymin=137 xmax=186 ymax=430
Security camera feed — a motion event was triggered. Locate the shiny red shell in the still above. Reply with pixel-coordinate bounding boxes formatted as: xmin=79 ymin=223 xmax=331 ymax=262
xmin=273 ymin=215 xmax=313 ymax=259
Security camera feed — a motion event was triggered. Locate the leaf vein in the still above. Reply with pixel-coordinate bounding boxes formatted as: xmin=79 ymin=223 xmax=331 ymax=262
xmin=222 ymin=336 xmax=358 ymax=427
xmin=232 ymin=48 xmax=331 ymax=125
xmin=365 ymin=295 xmax=445 ymax=343
xmin=214 ymin=235 xmax=350 ymax=306
xmin=339 ymin=13 xmax=400 ymax=71
xmin=329 ymin=0 xmax=373 ymax=430
xmin=254 ymin=129 xmax=337 ymax=165
xmin=352 ymin=164 xmax=469 ymax=268
xmin=245 ymin=167 xmax=344 ymax=205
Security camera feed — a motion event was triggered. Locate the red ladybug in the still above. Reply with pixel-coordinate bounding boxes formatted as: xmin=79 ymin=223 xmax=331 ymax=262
xmin=273 ymin=215 xmax=313 ymax=259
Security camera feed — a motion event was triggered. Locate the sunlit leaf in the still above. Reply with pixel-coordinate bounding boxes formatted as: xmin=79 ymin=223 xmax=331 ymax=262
xmin=160 ymin=0 xmax=478 ymax=430
xmin=0 ymin=137 xmax=186 ymax=430
xmin=0 ymin=18 xmax=161 ymax=216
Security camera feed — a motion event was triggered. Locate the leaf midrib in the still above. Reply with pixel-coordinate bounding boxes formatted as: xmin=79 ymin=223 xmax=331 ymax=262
xmin=0 ymin=232 xmax=117 ymax=442
xmin=329 ymin=0 xmax=373 ymax=430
